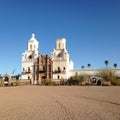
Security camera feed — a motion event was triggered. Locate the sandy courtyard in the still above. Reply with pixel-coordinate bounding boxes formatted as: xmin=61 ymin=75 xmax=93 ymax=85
xmin=0 ymin=86 xmax=120 ymax=120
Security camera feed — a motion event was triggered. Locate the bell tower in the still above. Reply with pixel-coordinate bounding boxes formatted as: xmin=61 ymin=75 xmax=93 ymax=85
xmin=21 ymin=33 xmax=39 ymax=84
xmin=51 ymin=38 xmax=74 ymax=80
xmin=56 ymin=38 xmax=66 ymax=50
xmin=27 ymin=33 xmax=39 ymax=52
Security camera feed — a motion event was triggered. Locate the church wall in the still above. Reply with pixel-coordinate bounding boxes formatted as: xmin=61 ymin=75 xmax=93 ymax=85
xmin=53 ymin=60 xmax=68 ymax=73
xmin=53 ymin=73 xmax=67 ymax=80
xmin=22 ymin=61 xmax=34 ymax=73
xmin=69 ymin=69 xmax=98 ymax=78
xmin=68 ymin=69 xmax=120 ymax=79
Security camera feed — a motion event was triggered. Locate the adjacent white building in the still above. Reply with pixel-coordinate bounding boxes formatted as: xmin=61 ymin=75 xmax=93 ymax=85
xmin=21 ymin=33 xmax=39 ymax=84
xmin=51 ymin=38 xmax=74 ymax=80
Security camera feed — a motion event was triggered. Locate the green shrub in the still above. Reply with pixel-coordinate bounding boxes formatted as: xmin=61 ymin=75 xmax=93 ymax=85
xmin=41 ymin=79 xmax=56 ymax=86
xmin=67 ymin=74 xmax=88 ymax=85
xmin=97 ymin=69 xmax=120 ymax=86
xmin=97 ymin=69 xmax=116 ymax=81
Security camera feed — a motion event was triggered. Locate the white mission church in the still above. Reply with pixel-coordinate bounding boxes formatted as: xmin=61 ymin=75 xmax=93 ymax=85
xmin=21 ymin=34 xmax=74 ymax=84
xmin=21 ymin=34 xmax=120 ymax=84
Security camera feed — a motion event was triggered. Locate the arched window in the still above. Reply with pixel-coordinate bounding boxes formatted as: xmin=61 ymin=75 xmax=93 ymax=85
xmin=58 ymin=75 xmax=60 ymax=79
xmin=58 ymin=67 xmax=61 ymax=72
xmin=75 ymin=72 xmax=78 ymax=76
xmin=58 ymin=53 xmax=61 ymax=57
xmin=30 ymin=45 xmax=32 ymax=50
xmin=43 ymin=66 xmax=46 ymax=72
xmin=59 ymin=42 xmax=61 ymax=49
xmin=4 ymin=77 xmax=9 ymax=81
xmin=29 ymin=55 xmax=32 ymax=59
xmin=28 ymin=67 xmax=31 ymax=73
xmin=28 ymin=76 xmax=30 ymax=80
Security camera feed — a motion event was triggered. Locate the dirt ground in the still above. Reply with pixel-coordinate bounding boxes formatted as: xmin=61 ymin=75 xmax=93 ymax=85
xmin=0 ymin=86 xmax=120 ymax=120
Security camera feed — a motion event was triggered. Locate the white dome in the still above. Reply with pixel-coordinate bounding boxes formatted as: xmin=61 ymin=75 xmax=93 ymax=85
xmin=29 ymin=33 xmax=38 ymax=43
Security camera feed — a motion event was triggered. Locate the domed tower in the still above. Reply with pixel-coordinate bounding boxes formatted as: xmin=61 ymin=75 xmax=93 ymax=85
xmin=21 ymin=33 xmax=39 ymax=84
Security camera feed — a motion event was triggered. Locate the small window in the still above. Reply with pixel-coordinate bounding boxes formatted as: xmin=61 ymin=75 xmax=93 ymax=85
xmin=58 ymin=67 xmax=60 ymax=72
xmin=29 ymin=55 xmax=32 ymax=59
xmin=28 ymin=76 xmax=30 ymax=80
xmin=58 ymin=53 xmax=61 ymax=57
xmin=58 ymin=75 xmax=60 ymax=79
xmin=30 ymin=45 xmax=32 ymax=50
xmin=43 ymin=66 xmax=46 ymax=72
xmin=28 ymin=67 xmax=31 ymax=73
xmin=4 ymin=77 xmax=9 ymax=81
xmin=75 ymin=72 xmax=78 ymax=76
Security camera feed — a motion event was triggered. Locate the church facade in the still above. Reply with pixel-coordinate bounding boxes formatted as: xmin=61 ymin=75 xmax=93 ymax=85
xmin=34 ymin=54 xmax=53 ymax=84
xmin=21 ymin=34 xmax=74 ymax=83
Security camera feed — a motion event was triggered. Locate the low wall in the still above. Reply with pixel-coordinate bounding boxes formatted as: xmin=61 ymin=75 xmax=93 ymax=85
xmin=0 ymin=79 xmax=30 ymax=86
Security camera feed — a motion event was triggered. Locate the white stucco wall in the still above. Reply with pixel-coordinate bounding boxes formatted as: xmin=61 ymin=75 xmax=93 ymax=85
xmin=51 ymin=38 xmax=73 ymax=80
xmin=21 ymin=34 xmax=39 ymax=84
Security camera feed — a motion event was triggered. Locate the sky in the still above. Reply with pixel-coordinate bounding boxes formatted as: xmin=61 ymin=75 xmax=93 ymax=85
xmin=0 ymin=0 xmax=120 ymax=75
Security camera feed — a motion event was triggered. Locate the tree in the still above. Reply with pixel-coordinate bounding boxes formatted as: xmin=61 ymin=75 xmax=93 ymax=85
xmin=113 ymin=63 xmax=117 ymax=69
xmin=67 ymin=74 xmax=87 ymax=85
xmin=97 ymin=69 xmax=116 ymax=82
xmin=87 ymin=64 xmax=91 ymax=69
xmin=97 ymin=69 xmax=120 ymax=85
xmin=105 ymin=60 xmax=109 ymax=68
xmin=81 ymin=65 xmax=84 ymax=70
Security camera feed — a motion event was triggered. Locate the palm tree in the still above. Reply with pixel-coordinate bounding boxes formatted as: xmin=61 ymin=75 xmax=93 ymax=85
xmin=87 ymin=64 xmax=91 ymax=69
xmin=113 ymin=63 xmax=117 ymax=69
xmin=105 ymin=60 xmax=109 ymax=68
xmin=81 ymin=65 xmax=84 ymax=70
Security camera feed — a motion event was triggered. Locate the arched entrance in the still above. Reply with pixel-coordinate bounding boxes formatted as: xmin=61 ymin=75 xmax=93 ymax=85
xmin=2 ymin=73 xmax=11 ymax=86
xmin=4 ymin=77 xmax=9 ymax=85
xmin=92 ymin=77 xmax=97 ymax=84
xmin=91 ymin=77 xmax=102 ymax=86
xmin=97 ymin=79 xmax=102 ymax=86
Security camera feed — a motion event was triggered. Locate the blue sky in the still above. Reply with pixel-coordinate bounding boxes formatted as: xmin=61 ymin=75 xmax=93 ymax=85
xmin=0 ymin=0 xmax=120 ymax=75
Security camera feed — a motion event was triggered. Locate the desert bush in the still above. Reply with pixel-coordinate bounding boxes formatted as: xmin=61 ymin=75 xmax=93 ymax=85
xmin=41 ymin=79 xmax=56 ymax=86
xmin=11 ymin=80 xmax=21 ymax=86
xmin=60 ymin=79 xmax=65 ymax=85
xmin=97 ymin=69 xmax=120 ymax=85
xmin=111 ymin=78 xmax=120 ymax=86
xmin=97 ymin=69 xmax=116 ymax=81
xmin=67 ymin=74 xmax=89 ymax=85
